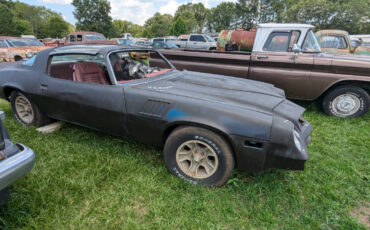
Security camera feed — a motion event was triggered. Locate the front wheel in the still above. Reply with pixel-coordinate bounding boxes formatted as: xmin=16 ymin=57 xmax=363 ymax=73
xmin=164 ymin=127 xmax=234 ymax=186
xmin=322 ymin=86 xmax=369 ymax=118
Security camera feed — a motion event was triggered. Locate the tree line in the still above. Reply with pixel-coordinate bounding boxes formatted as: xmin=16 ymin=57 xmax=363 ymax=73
xmin=74 ymin=0 xmax=369 ymax=38
xmin=1 ymin=0 xmax=368 ymax=39
xmin=0 ymin=0 xmax=73 ymax=38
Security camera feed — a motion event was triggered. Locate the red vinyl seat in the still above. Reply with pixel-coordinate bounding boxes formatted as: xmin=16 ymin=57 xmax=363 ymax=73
xmin=73 ymin=62 xmax=109 ymax=85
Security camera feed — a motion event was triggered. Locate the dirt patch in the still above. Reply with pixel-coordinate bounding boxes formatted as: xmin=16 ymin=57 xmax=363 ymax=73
xmin=133 ymin=204 xmax=148 ymax=216
xmin=350 ymin=203 xmax=370 ymax=228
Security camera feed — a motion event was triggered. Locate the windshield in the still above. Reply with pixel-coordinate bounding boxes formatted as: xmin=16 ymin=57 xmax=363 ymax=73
xmin=205 ymin=35 xmax=215 ymax=42
xmin=119 ymin=39 xmax=134 ymax=45
xmin=302 ymin=30 xmax=321 ymax=52
xmin=109 ymin=50 xmax=173 ymax=84
xmin=6 ymin=39 xmax=43 ymax=47
xmin=85 ymin=34 xmax=106 ymax=41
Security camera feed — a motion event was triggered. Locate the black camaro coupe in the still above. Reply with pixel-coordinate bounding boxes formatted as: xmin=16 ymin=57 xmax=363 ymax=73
xmin=0 ymin=45 xmax=312 ymax=186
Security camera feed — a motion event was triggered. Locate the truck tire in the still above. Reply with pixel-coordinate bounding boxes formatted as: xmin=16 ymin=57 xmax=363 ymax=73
xmin=164 ymin=126 xmax=234 ymax=186
xmin=0 ymin=187 xmax=10 ymax=206
xmin=10 ymin=91 xmax=51 ymax=127
xmin=323 ymin=86 xmax=369 ymax=118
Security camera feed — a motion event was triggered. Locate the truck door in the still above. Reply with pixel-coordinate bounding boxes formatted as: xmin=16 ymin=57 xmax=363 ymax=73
xmin=189 ymin=35 xmax=206 ymax=49
xmin=249 ymin=30 xmax=313 ymax=100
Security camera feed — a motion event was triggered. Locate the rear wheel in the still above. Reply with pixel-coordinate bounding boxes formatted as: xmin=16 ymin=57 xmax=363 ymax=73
xmin=10 ymin=91 xmax=50 ymax=127
xmin=323 ymin=86 xmax=369 ymax=118
xmin=164 ymin=126 xmax=234 ymax=186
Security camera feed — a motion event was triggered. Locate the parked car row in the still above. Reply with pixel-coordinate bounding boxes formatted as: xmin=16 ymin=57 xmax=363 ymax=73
xmin=0 ymin=23 xmax=367 ymax=201
xmin=0 ymin=45 xmax=312 ymax=187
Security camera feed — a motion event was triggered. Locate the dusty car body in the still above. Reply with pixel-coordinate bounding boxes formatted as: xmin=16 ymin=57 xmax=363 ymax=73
xmin=155 ymin=24 xmax=370 ymax=118
xmin=62 ymin=32 xmax=116 ymax=46
xmin=315 ymin=30 xmax=370 ymax=55
xmin=0 ymin=45 xmax=312 ymax=186
xmin=0 ymin=111 xmax=35 ymax=205
xmin=0 ymin=37 xmax=47 ymax=62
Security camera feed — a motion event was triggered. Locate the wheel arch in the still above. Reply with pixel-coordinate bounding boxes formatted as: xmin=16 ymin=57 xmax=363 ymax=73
xmin=319 ymin=80 xmax=370 ymax=100
xmin=2 ymin=84 xmax=24 ymax=101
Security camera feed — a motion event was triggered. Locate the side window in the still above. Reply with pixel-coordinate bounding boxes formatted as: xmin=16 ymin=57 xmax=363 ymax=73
xmin=320 ymin=36 xmax=347 ymax=49
xmin=77 ymin=35 xmax=83 ymax=42
xmin=190 ymin=35 xmax=205 ymax=42
xmin=0 ymin=40 xmax=7 ymax=48
xmin=288 ymin=31 xmax=301 ymax=51
xmin=48 ymin=54 xmax=110 ymax=85
xmin=263 ymin=32 xmax=290 ymax=52
xmin=70 ymin=35 xmax=75 ymax=42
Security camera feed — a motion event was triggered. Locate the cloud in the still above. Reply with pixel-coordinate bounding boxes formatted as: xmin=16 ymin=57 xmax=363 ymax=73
xmin=159 ymin=0 xmax=180 ymax=16
xmin=37 ymin=0 xmax=238 ymax=25
xmin=109 ymin=0 xmax=157 ymax=25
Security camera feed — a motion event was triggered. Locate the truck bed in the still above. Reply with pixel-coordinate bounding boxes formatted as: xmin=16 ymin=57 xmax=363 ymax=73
xmin=151 ymin=49 xmax=252 ymax=79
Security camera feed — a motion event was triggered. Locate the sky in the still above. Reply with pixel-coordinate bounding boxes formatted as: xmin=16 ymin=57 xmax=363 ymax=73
xmin=19 ymin=0 xmax=237 ymax=26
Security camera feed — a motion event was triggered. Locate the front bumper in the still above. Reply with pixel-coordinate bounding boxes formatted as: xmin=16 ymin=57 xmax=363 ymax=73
xmin=0 ymin=143 xmax=35 ymax=191
xmin=266 ymin=118 xmax=312 ymax=170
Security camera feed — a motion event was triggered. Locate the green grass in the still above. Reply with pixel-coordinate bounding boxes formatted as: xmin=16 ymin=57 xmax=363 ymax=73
xmin=0 ymin=99 xmax=369 ymax=229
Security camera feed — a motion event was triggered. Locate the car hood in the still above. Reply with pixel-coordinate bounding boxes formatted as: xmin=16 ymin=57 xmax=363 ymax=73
xmin=134 ymin=70 xmax=287 ymax=115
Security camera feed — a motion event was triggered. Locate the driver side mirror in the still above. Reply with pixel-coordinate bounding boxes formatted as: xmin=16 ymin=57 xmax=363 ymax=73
xmin=292 ymin=44 xmax=301 ymax=53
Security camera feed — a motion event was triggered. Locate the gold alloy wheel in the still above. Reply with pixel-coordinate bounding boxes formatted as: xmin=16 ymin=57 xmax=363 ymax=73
xmin=176 ymin=140 xmax=219 ymax=179
xmin=14 ymin=95 xmax=34 ymax=124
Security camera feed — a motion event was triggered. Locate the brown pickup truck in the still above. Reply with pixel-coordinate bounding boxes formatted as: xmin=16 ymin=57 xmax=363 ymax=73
xmin=155 ymin=24 xmax=370 ymax=118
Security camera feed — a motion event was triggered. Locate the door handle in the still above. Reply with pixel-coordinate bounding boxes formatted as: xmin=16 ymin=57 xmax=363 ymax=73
xmin=257 ymin=55 xmax=269 ymax=60
xmin=40 ymin=84 xmax=48 ymax=90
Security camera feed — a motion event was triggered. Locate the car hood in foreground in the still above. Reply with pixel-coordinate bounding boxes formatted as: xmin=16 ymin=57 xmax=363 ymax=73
xmin=133 ymin=70 xmax=287 ymax=115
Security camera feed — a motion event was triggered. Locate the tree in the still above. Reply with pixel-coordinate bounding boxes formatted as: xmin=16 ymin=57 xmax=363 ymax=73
xmin=174 ymin=3 xmax=209 ymax=33
xmin=112 ymin=19 xmax=143 ymax=38
xmin=44 ymin=16 xmax=69 ymax=38
xmin=170 ymin=16 xmax=188 ymax=36
xmin=207 ymin=2 xmax=238 ymax=32
xmin=72 ymin=0 xmax=113 ymax=37
xmin=143 ymin=13 xmax=172 ymax=38
xmin=14 ymin=19 xmax=33 ymax=36
xmin=0 ymin=3 xmax=16 ymax=36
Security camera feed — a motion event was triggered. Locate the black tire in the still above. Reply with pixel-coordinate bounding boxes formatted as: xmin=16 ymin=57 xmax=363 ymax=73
xmin=164 ymin=126 xmax=234 ymax=186
xmin=322 ymin=86 xmax=369 ymax=118
xmin=10 ymin=90 xmax=51 ymax=127
xmin=0 ymin=187 xmax=10 ymax=206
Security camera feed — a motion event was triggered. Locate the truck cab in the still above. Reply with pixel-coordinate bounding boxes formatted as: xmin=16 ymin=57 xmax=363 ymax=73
xmin=315 ymin=30 xmax=370 ymax=55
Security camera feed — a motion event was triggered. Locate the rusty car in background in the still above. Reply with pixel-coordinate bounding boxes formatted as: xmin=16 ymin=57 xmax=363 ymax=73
xmin=315 ymin=30 xmax=370 ymax=55
xmin=154 ymin=23 xmax=370 ymax=118
xmin=61 ymin=32 xmax=116 ymax=46
xmin=0 ymin=37 xmax=48 ymax=62
xmin=0 ymin=45 xmax=312 ymax=186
